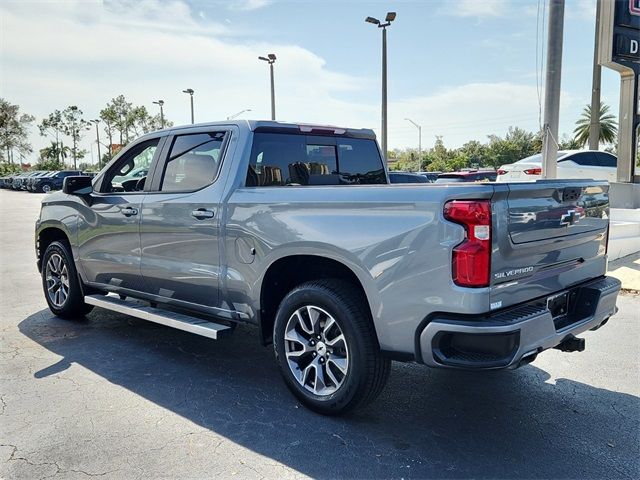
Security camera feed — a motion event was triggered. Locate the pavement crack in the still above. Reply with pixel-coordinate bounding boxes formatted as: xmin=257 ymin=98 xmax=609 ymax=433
xmin=2 ymin=443 xmax=116 ymax=478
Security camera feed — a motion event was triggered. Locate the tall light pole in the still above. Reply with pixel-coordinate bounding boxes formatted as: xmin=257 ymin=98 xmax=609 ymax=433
xmin=227 ymin=109 xmax=252 ymax=120
xmin=541 ymin=0 xmax=565 ymax=179
xmin=366 ymin=12 xmax=396 ymax=162
xmin=90 ymin=119 xmax=101 ymax=167
xmin=182 ymin=88 xmax=194 ymax=124
xmin=152 ymin=100 xmax=165 ymax=128
xmin=405 ymin=118 xmax=422 ymax=155
xmin=258 ymin=54 xmax=277 ymax=120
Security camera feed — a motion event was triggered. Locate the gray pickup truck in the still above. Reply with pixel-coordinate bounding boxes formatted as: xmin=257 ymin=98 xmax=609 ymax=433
xmin=35 ymin=120 xmax=621 ymax=415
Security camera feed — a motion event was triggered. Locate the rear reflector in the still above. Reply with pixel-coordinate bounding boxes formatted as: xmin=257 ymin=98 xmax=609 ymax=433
xmin=497 ymin=169 xmax=507 ymax=175
xmin=523 ymin=167 xmax=542 ymax=175
xmin=443 ymin=200 xmax=492 ymax=287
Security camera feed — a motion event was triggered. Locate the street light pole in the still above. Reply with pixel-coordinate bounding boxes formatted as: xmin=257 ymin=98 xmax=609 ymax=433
xmin=259 ymin=54 xmax=277 ymax=120
xmin=366 ymin=13 xmax=396 ymax=162
xmin=153 ymin=100 xmax=165 ymax=128
xmin=405 ymin=118 xmax=422 ymax=155
xmin=182 ymin=89 xmax=194 ymax=124
xmin=541 ymin=0 xmax=565 ymax=179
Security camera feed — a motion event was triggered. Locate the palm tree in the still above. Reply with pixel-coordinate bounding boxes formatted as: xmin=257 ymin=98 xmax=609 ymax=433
xmin=40 ymin=141 xmax=69 ymax=163
xmin=573 ymin=104 xmax=617 ymax=147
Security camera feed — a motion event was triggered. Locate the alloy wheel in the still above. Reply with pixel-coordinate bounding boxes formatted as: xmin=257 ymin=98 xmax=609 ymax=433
xmin=45 ymin=253 xmax=69 ymax=307
xmin=284 ymin=305 xmax=350 ymax=396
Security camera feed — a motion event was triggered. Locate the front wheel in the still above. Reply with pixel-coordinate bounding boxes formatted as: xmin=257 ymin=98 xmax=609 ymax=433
xmin=41 ymin=241 xmax=93 ymax=319
xmin=41 ymin=183 xmax=52 ymax=193
xmin=273 ymin=279 xmax=390 ymax=415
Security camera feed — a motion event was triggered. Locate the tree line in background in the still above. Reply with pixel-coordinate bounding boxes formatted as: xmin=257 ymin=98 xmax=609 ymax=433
xmin=0 ymin=96 xmax=172 ymax=175
xmin=388 ymin=104 xmax=620 ymax=172
xmin=0 ymin=96 xmax=621 ymax=177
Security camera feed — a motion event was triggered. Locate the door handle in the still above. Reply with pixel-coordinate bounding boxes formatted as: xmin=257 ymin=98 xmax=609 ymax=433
xmin=191 ymin=208 xmax=215 ymax=220
xmin=121 ymin=207 xmax=138 ymax=216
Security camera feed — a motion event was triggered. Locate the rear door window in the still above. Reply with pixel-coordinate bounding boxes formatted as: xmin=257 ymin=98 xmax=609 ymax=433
xmin=160 ymin=132 xmax=226 ymax=192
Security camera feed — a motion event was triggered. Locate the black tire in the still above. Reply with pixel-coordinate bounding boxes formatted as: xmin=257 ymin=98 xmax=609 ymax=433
xmin=40 ymin=183 xmax=52 ymax=193
xmin=41 ymin=241 xmax=93 ymax=319
xmin=273 ymin=279 xmax=390 ymax=415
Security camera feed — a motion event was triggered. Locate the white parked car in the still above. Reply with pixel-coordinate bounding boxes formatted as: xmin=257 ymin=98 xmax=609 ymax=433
xmin=496 ymin=150 xmax=617 ymax=183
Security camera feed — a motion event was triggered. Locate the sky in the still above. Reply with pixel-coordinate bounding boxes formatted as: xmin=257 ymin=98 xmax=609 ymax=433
xmin=0 ymin=0 xmax=623 ymax=164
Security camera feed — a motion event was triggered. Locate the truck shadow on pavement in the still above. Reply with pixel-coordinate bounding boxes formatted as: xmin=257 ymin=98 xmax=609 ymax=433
xmin=19 ymin=308 xmax=640 ymax=479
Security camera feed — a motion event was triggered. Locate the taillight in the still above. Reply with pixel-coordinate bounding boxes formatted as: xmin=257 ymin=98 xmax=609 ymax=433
xmin=523 ymin=167 xmax=542 ymax=175
xmin=497 ymin=169 xmax=507 ymax=175
xmin=443 ymin=200 xmax=491 ymax=287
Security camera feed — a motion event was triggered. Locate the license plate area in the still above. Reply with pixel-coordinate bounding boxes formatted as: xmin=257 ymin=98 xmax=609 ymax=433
xmin=547 ymin=292 xmax=569 ymax=317
xmin=548 ymin=289 xmax=580 ymax=330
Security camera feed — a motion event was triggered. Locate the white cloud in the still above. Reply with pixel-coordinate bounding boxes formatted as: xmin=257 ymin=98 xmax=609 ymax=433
xmin=0 ymin=0 xmax=367 ymax=160
xmin=386 ymin=82 xmax=575 ymax=149
xmin=227 ymin=0 xmax=272 ymax=11
xmin=1 ymin=0 xmax=579 ymax=162
xmin=440 ymin=0 xmax=510 ymax=18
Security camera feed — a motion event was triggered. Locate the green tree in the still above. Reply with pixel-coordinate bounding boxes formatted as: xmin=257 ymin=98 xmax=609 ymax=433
xmin=127 ymin=105 xmax=172 ymax=138
xmin=39 ymin=141 xmax=69 ymax=166
xmin=99 ymin=105 xmax=118 ymax=162
xmin=0 ymin=98 xmax=34 ymax=164
xmin=60 ymin=106 xmax=91 ymax=169
xmin=558 ymin=135 xmax=581 ymax=150
xmin=573 ymin=104 xmax=617 ymax=147
xmin=34 ymin=156 xmax=66 ymax=171
xmin=38 ymin=110 xmax=65 ymax=163
xmin=458 ymin=140 xmax=489 ymax=167
xmin=486 ymin=127 xmax=540 ymax=168
xmin=100 ymin=96 xmax=173 ymax=160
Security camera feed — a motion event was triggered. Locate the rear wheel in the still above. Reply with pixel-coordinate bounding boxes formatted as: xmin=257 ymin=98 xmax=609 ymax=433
xmin=41 ymin=241 xmax=93 ymax=319
xmin=273 ymin=279 xmax=390 ymax=415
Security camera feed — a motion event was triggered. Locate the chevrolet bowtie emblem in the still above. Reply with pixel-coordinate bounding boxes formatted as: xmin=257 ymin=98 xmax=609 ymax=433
xmin=560 ymin=209 xmax=582 ymax=227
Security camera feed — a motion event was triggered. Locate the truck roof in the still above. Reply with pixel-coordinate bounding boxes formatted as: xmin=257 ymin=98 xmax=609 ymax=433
xmin=150 ymin=120 xmax=377 ymax=140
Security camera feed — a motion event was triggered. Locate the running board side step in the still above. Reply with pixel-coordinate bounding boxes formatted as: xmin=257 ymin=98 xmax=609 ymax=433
xmin=84 ymin=294 xmax=231 ymax=340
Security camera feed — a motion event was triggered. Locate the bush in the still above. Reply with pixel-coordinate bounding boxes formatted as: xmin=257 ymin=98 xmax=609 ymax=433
xmin=0 ymin=162 xmax=21 ymax=176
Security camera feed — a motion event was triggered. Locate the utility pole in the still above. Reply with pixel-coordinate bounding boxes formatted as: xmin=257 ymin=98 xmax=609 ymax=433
xmin=366 ymin=12 xmax=396 ymax=162
xmin=541 ymin=0 xmax=565 ymax=179
xmin=259 ymin=54 xmax=277 ymax=120
xmin=588 ymin=0 xmax=602 ymax=151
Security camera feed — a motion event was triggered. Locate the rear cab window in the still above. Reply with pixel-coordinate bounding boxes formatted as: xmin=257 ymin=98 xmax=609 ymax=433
xmin=246 ymin=133 xmax=386 ymax=187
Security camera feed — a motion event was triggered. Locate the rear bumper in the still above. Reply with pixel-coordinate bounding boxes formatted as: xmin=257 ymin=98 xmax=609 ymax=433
xmin=418 ymin=276 xmax=621 ymax=369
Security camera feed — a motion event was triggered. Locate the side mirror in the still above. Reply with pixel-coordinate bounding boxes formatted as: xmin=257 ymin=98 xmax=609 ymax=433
xmin=63 ymin=176 xmax=93 ymax=196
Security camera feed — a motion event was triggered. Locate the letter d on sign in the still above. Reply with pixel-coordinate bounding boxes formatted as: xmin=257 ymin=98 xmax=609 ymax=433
xmin=631 ymin=39 xmax=639 ymax=54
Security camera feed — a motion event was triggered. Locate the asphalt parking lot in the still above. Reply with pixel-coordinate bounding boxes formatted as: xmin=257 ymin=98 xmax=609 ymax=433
xmin=1 ymin=188 xmax=639 ymax=480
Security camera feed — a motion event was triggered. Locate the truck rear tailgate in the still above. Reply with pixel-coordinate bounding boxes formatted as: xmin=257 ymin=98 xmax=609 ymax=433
xmin=490 ymin=180 xmax=609 ymax=310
